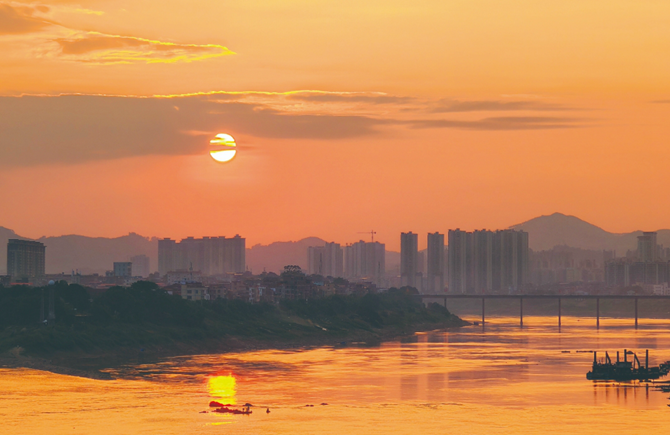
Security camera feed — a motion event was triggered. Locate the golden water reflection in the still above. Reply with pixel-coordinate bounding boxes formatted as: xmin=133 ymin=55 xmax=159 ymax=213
xmin=3 ymin=316 xmax=670 ymax=434
xmin=207 ymin=374 xmax=237 ymax=404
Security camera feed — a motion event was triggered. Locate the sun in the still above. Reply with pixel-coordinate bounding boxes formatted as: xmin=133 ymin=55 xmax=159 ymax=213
xmin=210 ymin=133 xmax=237 ymax=163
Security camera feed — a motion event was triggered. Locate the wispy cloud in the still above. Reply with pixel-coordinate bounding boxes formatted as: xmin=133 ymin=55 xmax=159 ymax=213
xmin=0 ymin=1 xmax=234 ymax=63
xmin=54 ymin=32 xmax=234 ymax=64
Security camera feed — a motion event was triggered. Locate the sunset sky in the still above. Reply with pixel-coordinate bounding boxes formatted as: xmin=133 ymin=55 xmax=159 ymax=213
xmin=2 ymin=0 xmax=670 ymax=250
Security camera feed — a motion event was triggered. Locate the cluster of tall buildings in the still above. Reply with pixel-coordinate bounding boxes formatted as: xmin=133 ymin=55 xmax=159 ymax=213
xmin=400 ymin=232 xmax=446 ymax=293
xmin=399 ymin=229 xmax=529 ymax=294
xmin=448 ymin=229 xmax=529 ymax=294
xmin=605 ymin=232 xmax=670 ymax=290
xmin=307 ymin=240 xmax=386 ymax=285
xmin=158 ymin=236 xmax=246 ymax=276
xmin=308 ymin=229 xmax=529 ymax=293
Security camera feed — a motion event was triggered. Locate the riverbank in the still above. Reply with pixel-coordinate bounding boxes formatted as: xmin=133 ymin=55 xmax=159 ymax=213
xmin=0 ymin=318 xmax=467 ymax=380
xmin=0 ymin=287 xmax=468 ymax=379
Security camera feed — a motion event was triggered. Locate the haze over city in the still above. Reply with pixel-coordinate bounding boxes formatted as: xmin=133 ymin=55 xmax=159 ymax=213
xmin=4 ymin=1 xmax=670 ymax=434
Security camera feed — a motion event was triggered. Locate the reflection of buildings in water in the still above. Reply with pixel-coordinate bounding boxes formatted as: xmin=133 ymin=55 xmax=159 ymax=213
xmin=400 ymin=344 xmax=419 ymax=366
xmin=401 ymin=375 xmax=419 ymax=401
xmin=426 ymin=372 xmax=446 ymax=401
xmin=427 ymin=333 xmax=446 ymax=343
xmin=398 ymin=338 xmax=450 ymax=402
xmin=447 ymin=363 xmax=530 ymax=387
xmin=399 ymin=343 xmax=419 ymax=400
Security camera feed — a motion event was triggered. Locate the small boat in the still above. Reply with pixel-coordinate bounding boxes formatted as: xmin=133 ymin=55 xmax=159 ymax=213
xmin=212 ymin=407 xmax=253 ymax=415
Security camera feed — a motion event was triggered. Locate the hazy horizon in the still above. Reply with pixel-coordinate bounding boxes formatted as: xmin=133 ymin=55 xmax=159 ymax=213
xmin=3 ymin=211 xmax=670 ymax=253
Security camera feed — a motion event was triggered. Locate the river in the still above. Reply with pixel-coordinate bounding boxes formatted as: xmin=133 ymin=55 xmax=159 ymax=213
xmin=2 ymin=316 xmax=670 ymax=434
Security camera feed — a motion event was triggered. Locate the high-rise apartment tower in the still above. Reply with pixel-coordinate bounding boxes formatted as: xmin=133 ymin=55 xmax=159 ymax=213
xmin=7 ymin=239 xmax=45 ymax=281
xmin=426 ymin=232 xmax=445 ymax=293
xmin=400 ymin=232 xmax=420 ymax=289
xmin=344 ymin=240 xmax=386 ymax=285
xmin=308 ymin=242 xmax=344 ymax=277
xmin=158 ymin=235 xmax=245 ymax=276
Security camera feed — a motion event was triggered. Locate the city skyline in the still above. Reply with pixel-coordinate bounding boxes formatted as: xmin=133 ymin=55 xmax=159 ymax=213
xmin=8 ymin=210 xmax=670 ymax=254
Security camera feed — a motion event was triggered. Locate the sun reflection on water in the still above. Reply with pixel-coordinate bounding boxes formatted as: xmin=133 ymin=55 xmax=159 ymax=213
xmin=208 ymin=374 xmax=237 ymax=405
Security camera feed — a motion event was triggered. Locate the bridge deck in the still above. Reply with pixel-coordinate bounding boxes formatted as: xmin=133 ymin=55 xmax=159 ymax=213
xmin=413 ymin=294 xmax=670 ymax=327
xmin=416 ymin=294 xmax=670 ymax=299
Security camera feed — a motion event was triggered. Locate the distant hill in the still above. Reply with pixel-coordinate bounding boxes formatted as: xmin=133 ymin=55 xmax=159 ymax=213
xmin=246 ymin=237 xmax=327 ymax=273
xmin=0 ymin=227 xmax=157 ymax=275
xmin=37 ymin=233 xmax=158 ymax=275
xmin=511 ymin=212 xmax=670 ymax=253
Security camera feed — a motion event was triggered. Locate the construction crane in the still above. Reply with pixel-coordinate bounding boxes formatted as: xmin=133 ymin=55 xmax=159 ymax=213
xmin=357 ymin=230 xmax=377 ymax=243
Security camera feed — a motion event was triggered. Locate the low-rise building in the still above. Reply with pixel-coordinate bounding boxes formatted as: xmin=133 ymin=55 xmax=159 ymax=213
xmin=181 ymin=283 xmax=208 ymax=301
xmin=167 ymin=270 xmax=203 ymax=285
xmin=113 ymin=262 xmax=132 ymax=277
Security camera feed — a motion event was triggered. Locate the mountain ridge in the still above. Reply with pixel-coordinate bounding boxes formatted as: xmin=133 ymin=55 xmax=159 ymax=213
xmin=510 ymin=212 xmax=670 ymax=252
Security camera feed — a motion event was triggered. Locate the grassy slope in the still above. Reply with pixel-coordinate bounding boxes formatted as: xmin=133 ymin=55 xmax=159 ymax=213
xmin=0 ymin=287 xmax=466 ymax=361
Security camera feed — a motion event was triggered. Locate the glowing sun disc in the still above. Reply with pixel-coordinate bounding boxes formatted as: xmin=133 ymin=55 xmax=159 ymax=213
xmin=210 ymin=149 xmax=237 ymax=162
xmin=209 ymin=133 xmax=237 ymax=163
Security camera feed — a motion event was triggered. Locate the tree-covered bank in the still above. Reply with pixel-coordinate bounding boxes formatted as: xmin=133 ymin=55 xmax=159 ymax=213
xmin=0 ymin=282 xmax=466 ymax=361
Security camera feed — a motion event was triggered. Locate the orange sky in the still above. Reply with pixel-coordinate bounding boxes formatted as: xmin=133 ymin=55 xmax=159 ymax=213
xmin=2 ymin=0 xmax=670 ymax=250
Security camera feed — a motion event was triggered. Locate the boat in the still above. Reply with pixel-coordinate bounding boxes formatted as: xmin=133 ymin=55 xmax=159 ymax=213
xmin=212 ymin=407 xmax=253 ymax=415
xmin=586 ymin=349 xmax=670 ymax=381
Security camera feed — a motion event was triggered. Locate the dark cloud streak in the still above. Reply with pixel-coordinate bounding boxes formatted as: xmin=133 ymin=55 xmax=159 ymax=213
xmin=408 ymin=116 xmax=582 ymax=130
xmin=431 ymin=99 xmax=571 ymax=113
xmin=0 ymin=94 xmax=584 ymax=168
xmin=286 ymin=93 xmax=414 ymax=104
xmin=0 ymin=95 xmax=386 ymax=167
xmin=0 ymin=3 xmax=52 ymax=35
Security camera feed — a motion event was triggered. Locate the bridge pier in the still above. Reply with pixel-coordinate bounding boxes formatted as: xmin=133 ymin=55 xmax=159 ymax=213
xmin=558 ymin=297 xmax=561 ymax=328
xmin=596 ymin=298 xmax=600 ymax=329
xmin=635 ymin=297 xmax=638 ymax=328
xmin=481 ymin=297 xmax=485 ymax=326
xmin=520 ymin=297 xmax=523 ymax=327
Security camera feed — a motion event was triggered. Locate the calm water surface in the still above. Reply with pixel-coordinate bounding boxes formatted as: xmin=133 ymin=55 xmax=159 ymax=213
xmin=2 ymin=316 xmax=670 ymax=434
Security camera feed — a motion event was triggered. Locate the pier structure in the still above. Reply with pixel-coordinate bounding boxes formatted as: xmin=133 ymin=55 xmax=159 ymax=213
xmin=417 ymin=294 xmax=670 ymax=328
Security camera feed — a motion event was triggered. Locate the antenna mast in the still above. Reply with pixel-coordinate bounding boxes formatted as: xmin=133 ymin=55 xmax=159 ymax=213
xmin=357 ymin=230 xmax=377 ymax=243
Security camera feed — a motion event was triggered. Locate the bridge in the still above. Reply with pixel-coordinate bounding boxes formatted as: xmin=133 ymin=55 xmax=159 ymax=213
xmin=415 ymin=294 xmax=670 ymax=328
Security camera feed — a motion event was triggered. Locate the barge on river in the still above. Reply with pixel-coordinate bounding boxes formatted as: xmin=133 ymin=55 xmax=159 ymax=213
xmin=587 ymin=349 xmax=670 ymax=381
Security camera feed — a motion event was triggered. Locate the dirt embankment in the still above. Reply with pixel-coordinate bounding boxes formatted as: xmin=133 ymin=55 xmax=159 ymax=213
xmin=0 ymin=318 xmax=468 ymax=380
